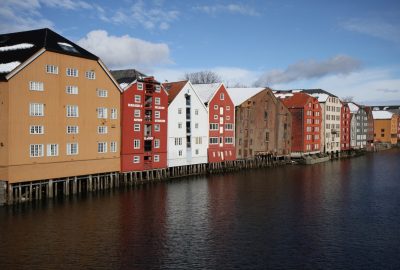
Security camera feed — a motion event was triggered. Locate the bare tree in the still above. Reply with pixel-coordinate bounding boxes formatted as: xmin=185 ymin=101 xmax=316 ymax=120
xmin=342 ymin=96 xmax=354 ymax=102
xmin=184 ymin=70 xmax=221 ymax=84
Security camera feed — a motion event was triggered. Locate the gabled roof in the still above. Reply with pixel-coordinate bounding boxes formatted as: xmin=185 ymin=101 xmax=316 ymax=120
xmin=110 ymin=69 xmax=147 ymax=89
xmin=226 ymin=87 xmax=266 ymax=106
xmin=274 ymin=92 xmax=313 ymax=108
xmin=372 ymin=110 xmax=394 ymax=120
xmin=0 ymin=28 xmax=98 ymax=81
xmin=192 ymin=83 xmax=222 ymax=104
xmin=162 ymin=80 xmax=188 ymax=103
xmin=300 ymin=89 xmax=338 ymax=98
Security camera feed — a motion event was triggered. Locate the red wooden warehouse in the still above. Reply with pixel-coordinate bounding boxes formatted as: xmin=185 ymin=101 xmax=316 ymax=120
xmin=193 ymin=83 xmax=236 ymax=162
xmin=111 ymin=70 xmax=168 ymax=172
xmin=275 ymin=91 xmax=322 ymax=157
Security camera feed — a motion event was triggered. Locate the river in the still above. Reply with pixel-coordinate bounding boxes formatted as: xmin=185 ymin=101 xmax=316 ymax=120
xmin=1 ymin=149 xmax=400 ymax=269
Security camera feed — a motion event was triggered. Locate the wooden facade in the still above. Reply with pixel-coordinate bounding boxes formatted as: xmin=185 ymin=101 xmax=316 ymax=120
xmin=0 ymin=29 xmax=121 ymax=184
xmin=228 ymin=88 xmax=291 ymax=159
xmin=340 ymin=102 xmax=351 ymax=151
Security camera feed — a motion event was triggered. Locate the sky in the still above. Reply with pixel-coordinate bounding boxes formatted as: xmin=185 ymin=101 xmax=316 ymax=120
xmin=1 ymin=0 xmax=400 ymax=105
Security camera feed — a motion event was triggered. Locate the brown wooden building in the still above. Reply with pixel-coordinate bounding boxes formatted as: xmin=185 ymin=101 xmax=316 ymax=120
xmin=0 ymin=28 xmax=121 ymax=184
xmin=227 ymin=88 xmax=292 ymax=159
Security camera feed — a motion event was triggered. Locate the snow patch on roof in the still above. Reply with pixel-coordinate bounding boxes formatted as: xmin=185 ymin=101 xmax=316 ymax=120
xmin=274 ymin=92 xmax=294 ymax=99
xmin=372 ymin=110 xmax=393 ymax=119
xmin=0 ymin=61 xmax=21 ymax=73
xmin=192 ymin=83 xmax=221 ymax=103
xmin=0 ymin=43 xmax=34 ymax=52
xmin=348 ymin=102 xmax=359 ymax=113
xmin=119 ymin=82 xmax=129 ymax=89
xmin=310 ymin=93 xmax=329 ymax=102
xmin=57 ymin=42 xmax=73 ymax=47
xmin=227 ymin=87 xmax=265 ymax=106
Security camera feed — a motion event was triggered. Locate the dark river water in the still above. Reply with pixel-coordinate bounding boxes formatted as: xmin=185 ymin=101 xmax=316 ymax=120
xmin=1 ymin=149 xmax=400 ymax=269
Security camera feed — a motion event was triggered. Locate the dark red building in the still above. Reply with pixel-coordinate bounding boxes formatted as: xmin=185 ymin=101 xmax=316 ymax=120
xmin=111 ymin=70 xmax=168 ymax=171
xmin=193 ymin=83 xmax=236 ymax=162
xmin=341 ymin=102 xmax=351 ymax=151
xmin=275 ymin=92 xmax=322 ymax=156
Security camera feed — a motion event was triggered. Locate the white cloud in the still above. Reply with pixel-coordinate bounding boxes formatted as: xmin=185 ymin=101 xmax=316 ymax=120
xmin=271 ymin=67 xmax=400 ymax=105
xmin=341 ymin=18 xmax=400 ymax=43
xmin=100 ymin=0 xmax=179 ymax=31
xmin=152 ymin=66 xmax=260 ymax=87
xmin=194 ymin=3 xmax=259 ymax=16
xmin=77 ymin=30 xmax=171 ymax=69
xmin=254 ymin=55 xmax=361 ymax=86
xmin=40 ymin=0 xmax=92 ymax=10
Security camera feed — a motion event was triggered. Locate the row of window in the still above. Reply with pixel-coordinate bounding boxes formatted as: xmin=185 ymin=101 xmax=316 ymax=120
xmin=45 ymin=64 xmax=95 ymax=79
xmin=30 ymin=81 xmax=108 ymax=97
xmin=29 ymin=104 xmax=117 ymax=119
xmin=136 ymin=83 xmax=161 ymax=93
xmin=209 ymin=123 xmax=234 ymax=130
xmin=326 ymin=105 xmax=341 ymax=112
xmin=326 ymin=115 xmax=340 ymax=121
xmin=30 ymin=125 xmax=80 ymax=134
xmin=305 ymin=126 xmax=320 ymax=132
xmin=134 ymin=109 xmax=161 ymax=118
xmin=305 ymin=144 xmax=320 ymax=151
xmin=134 ymin=95 xmax=161 ymax=105
xmin=213 ymin=115 xmax=231 ymax=120
xmin=133 ymin=124 xmax=160 ymax=132
xmin=209 ymin=137 xmax=234 ymax=144
xmin=326 ymin=124 xmax=340 ymax=129
xmin=134 ymin=139 xmax=160 ymax=149
xmin=133 ymin=155 xmax=160 ymax=163
xmin=306 ymin=118 xmax=320 ymax=124
xmin=305 ymin=134 xmax=320 ymax=140
xmin=306 ymin=110 xmax=320 ymax=116
xmin=30 ymin=142 xmax=117 ymax=157
xmin=178 ymin=108 xmax=199 ymax=115
xmin=213 ymin=105 xmax=230 ymax=111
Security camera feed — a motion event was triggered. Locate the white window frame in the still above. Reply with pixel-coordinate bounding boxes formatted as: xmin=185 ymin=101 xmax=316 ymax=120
xmin=195 ymin=109 xmax=199 ymax=115
xmin=110 ymin=142 xmax=117 ymax=153
xmin=111 ymin=108 xmax=118 ymax=119
xmin=178 ymin=108 xmax=182 ymax=114
xmin=30 ymin=144 xmax=44 ymax=157
xmin=85 ymin=70 xmax=96 ymax=80
xmin=134 ymin=109 xmax=141 ymax=118
xmin=155 ymin=111 xmax=160 ymax=119
xmin=98 ymin=142 xmax=107 ymax=153
xmin=134 ymin=139 xmax=140 ymax=149
xmin=66 ymin=85 xmax=78 ymax=95
xmin=97 ymin=89 xmax=108 ymax=98
xmin=209 ymin=137 xmax=219 ymax=144
xmin=134 ymin=95 xmax=141 ymax=103
xmin=134 ymin=124 xmax=140 ymax=131
xmin=155 ymin=97 xmax=161 ymax=105
xmin=47 ymin=144 xmax=59 ymax=157
xmin=45 ymin=64 xmax=58 ymax=74
xmin=29 ymin=103 xmax=44 ymax=116
xmin=97 ymin=107 xmax=108 ymax=119
xmin=29 ymin=81 xmax=44 ymax=91
xmin=66 ymin=126 xmax=79 ymax=134
xmin=30 ymin=125 xmax=44 ymax=134
xmin=137 ymin=83 xmax=143 ymax=90
xmin=178 ymin=122 xmax=182 ymax=129
xmin=154 ymin=139 xmax=160 ymax=148
xmin=154 ymin=155 xmax=160 ymax=162
xmin=98 ymin=126 xmax=108 ymax=134
xmin=66 ymin=68 xmax=78 ymax=77
xmin=220 ymin=93 xmax=225 ymax=100
xmin=67 ymin=143 xmax=79 ymax=155
xmin=66 ymin=105 xmax=79 ymax=117
xmin=155 ymin=85 xmax=161 ymax=93
xmin=133 ymin=156 xmax=140 ymax=163
xmin=154 ymin=124 xmax=160 ymax=132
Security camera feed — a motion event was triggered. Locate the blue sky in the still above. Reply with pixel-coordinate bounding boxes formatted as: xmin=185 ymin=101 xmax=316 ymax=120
xmin=1 ymin=0 xmax=400 ymax=104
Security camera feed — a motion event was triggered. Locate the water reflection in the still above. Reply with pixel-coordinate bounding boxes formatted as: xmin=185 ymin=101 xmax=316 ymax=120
xmin=0 ymin=149 xmax=399 ymax=269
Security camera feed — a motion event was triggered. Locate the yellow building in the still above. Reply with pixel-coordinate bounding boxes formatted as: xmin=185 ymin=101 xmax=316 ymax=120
xmin=372 ymin=110 xmax=398 ymax=145
xmin=0 ymin=28 xmax=121 ymax=186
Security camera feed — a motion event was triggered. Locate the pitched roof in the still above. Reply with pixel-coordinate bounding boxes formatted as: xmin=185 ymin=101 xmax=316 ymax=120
xmin=162 ymin=80 xmax=188 ymax=103
xmin=110 ymin=69 xmax=147 ymax=89
xmin=275 ymin=92 xmax=313 ymax=108
xmin=0 ymin=28 xmax=98 ymax=81
xmin=226 ymin=87 xmax=266 ymax=106
xmin=192 ymin=83 xmax=222 ymax=104
xmin=347 ymin=102 xmax=360 ymax=113
xmin=300 ymin=89 xmax=338 ymax=98
xmin=372 ymin=110 xmax=394 ymax=120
